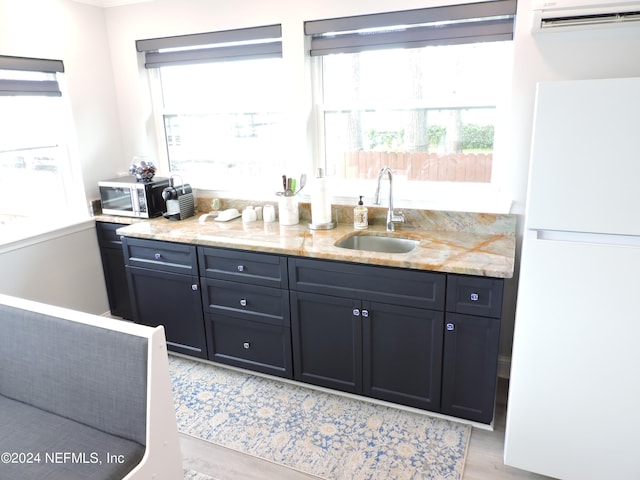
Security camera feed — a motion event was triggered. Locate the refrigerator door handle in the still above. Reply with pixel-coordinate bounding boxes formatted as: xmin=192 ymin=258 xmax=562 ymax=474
xmin=529 ymin=228 xmax=640 ymax=247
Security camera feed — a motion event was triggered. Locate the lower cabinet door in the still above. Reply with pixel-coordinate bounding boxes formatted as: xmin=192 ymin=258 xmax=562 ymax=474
xmin=96 ymin=222 xmax=132 ymax=319
xmin=362 ymin=302 xmax=444 ymax=411
xmin=127 ymin=266 xmax=207 ymax=358
xmin=205 ymin=314 xmax=292 ymax=379
xmin=290 ymin=291 xmax=362 ymax=394
xmin=100 ymin=246 xmax=133 ymax=320
xmin=441 ymin=313 xmax=500 ymax=424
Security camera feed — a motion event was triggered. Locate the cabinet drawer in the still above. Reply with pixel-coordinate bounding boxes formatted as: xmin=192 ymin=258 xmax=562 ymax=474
xmin=96 ymin=221 xmax=125 ymax=248
xmin=205 ymin=314 xmax=292 ymax=378
xmin=198 ymin=246 xmax=288 ymax=288
xmin=446 ymin=275 xmax=503 ymax=318
xmin=289 ymin=257 xmax=445 ymax=310
xmin=201 ymin=278 xmax=289 ymax=326
xmin=122 ymin=237 xmax=198 ymax=275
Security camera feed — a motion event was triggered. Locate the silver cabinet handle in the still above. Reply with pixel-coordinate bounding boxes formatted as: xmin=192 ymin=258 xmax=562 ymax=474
xmin=240 ymin=298 xmax=247 ymax=307
xmin=191 ymin=284 xmax=198 ymax=291
xmin=243 ymin=342 xmax=251 ymax=349
xmin=237 ymin=265 xmax=245 ymax=272
xmin=446 ymin=323 xmax=455 ymax=331
xmin=361 ymin=309 xmax=369 ymax=317
xmin=353 ymin=308 xmax=360 ymax=316
xmin=470 ymin=293 xmax=479 ymax=301
xmin=154 ymin=253 xmax=161 ymax=260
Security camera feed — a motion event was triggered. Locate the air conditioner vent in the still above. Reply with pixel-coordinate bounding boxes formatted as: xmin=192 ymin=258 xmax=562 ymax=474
xmin=532 ymin=0 xmax=640 ymax=32
xmin=540 ymin=9 xmax=640 ymax=28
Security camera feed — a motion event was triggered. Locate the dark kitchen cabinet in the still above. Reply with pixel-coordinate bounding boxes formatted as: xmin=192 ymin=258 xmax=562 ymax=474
xmin=290 ymin=291 xmax=362 ymax=393
xmin=363 ymin=301 xmax=443 ymax=411
xmin=289 ymin=257 xmax=445 ymax=411
xmin=95 ymin=221 xmax=132 ymax=319
xmin=122 ymin=237 xmax=207 ymax=358
xmin=441 ymin=275 xmax=503 ymax=423
xmin=199 ymin=246 xmax=292 ymax=378
xmin=114 ymin=231 xmax=505 ymax=424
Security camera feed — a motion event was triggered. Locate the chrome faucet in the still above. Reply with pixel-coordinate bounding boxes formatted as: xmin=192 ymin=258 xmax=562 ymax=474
xmin=374 ymin=166 xmax=405 ymax=231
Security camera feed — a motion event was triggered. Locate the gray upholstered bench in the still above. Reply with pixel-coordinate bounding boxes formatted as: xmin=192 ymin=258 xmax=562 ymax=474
xmin=0 ymin=294 xmax=182 ymax=480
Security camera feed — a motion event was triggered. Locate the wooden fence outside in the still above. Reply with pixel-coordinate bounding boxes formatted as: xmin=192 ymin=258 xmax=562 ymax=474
xmin=338 ymin=151 xmax=492 ymax=183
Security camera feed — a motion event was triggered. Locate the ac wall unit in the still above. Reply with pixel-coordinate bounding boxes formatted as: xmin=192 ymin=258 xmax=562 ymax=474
xmin=532 ymin=0 xmax=640 ymax=32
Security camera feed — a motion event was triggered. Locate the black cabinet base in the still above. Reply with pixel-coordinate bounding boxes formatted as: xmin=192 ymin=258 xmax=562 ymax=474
xmin=115 ymin=240 xmax=503 ymax=425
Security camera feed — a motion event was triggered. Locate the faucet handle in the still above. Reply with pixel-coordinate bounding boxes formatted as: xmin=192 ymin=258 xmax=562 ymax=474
xmin=391 ymin=211 xmax=405 ymax=223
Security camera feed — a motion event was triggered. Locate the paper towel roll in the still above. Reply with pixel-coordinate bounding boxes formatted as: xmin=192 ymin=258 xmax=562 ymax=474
xmin=311 ymin=174 xmax=332 ymax=225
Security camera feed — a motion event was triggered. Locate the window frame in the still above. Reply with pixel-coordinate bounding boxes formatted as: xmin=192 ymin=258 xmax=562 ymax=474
xmin=310 ymin=57 xmax=513 ymax=213
xmin=140 ymin=25 xmax=291 ymax=196
xmin=0 ymin=56 xmax=89 ymax=247
xmin=306 ymin=3 xmax=516 ymax=213
xmin=141 ymin=6 xmax=516 ymax=213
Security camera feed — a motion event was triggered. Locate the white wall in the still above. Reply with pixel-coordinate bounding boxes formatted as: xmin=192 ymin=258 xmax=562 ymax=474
xmin=0 ymin=223 xmax=108 ymax=313
xmin=0 ymin=0 xmax=118 ymax=312
xmin=0 ymin=0 xmax=123 ymax=200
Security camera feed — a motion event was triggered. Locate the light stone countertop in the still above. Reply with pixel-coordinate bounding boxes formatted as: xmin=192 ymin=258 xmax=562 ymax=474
xmin=101 ymin=205 xmax=517 ymax=278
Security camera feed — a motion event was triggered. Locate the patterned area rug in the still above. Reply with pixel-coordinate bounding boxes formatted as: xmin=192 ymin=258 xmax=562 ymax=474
xmin=183 ymin=468 xmax=219 ymax=480
xmin=169 ymin=356 xmax=471 ymax=480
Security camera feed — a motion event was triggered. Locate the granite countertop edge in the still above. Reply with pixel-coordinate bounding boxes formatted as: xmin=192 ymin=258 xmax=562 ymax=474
xmin=98 ymin=209 xmax=516 ymax=279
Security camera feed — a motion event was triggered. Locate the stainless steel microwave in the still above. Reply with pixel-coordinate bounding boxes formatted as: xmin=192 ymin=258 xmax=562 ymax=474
xmin=98 ymin=176 xmax=169 ymax=218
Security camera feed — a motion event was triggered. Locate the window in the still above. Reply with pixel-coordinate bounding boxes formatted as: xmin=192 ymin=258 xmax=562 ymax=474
xmin=0 ymin=56 xmax=86 ymax=236
xmin=138 ymin=25 xmax=287 ymax=192
xmin=306 ymin=1 xmax=516 ymax=209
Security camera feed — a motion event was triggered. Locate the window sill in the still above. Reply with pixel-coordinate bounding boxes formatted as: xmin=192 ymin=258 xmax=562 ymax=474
xmin=0 ymin=214 xmax=95 ymax=254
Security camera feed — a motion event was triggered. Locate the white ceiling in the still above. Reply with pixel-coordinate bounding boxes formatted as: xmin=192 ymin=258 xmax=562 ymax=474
xmin=70 ymin=0 xmax=154 ymax=7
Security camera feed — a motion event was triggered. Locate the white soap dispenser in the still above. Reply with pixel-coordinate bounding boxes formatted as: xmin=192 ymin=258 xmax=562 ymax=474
xmin=354 ymin=195 xmax=368 ymax=230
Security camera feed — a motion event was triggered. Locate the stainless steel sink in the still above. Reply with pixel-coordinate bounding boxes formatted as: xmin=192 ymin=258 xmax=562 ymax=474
xmin=335 ymin=234 xmax=419 ymax=254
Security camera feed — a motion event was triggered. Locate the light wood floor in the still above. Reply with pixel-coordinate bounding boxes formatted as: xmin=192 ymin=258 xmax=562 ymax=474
xmin=180 ymin=378 xmax=553 ymax=480
xmin=461 ymin=378 xmax=553 ymax=480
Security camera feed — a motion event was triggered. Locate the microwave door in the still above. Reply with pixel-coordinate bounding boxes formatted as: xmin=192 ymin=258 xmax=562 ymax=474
xmin=99 ymin=186 xmax=134 ymax=215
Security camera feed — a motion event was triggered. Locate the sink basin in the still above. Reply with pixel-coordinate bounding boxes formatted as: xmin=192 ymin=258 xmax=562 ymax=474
xmin=335 ymin=234 xmax=419 ymax=254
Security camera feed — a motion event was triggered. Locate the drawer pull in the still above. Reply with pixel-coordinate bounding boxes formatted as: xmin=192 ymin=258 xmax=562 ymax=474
xmin=237 ymin=265 xmax=245 ymax=272
xmin=361 ymin=309 xmax=369 ymax=318
xmin=446 ymin=323 xmax=455 ymax=331
xmin=154 ymin=253 xmax=162 ymax=260
xmin=470 ymin=293 xmax=479 ymax=301
xmin=243 ymin=342 xmax=251 ymax=349
xmin=240 ymin=298 xmax=247 ymax=307
xmin=191 ymin=284 xmax=198 ymax=291
xmin=353 ymin=308 xmax=360 ymax=316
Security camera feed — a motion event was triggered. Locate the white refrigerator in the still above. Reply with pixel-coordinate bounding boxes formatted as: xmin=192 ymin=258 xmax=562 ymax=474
xmin=504 ymin=77 xmax=640 ymax=480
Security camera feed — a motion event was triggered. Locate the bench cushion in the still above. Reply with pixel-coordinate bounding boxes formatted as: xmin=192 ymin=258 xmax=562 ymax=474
xmin=0 ymin=304 xmax=147 ymax=445
xmin=0 ymin=394 xmax=145 ymax=480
